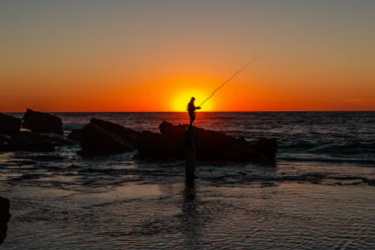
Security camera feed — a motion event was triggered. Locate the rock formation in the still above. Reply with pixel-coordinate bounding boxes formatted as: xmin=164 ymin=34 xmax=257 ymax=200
xmin=9 ymin=132 xmax=56 ymax=152
xmin=138 ymin=121 xmax=277 ymax=163
xmin=90 ymin=118 xmax=139 ymax=147
xmin=22 ymin=109 xmax=63 ymax=135
xmin=2 ymin=110 xmax=278 ymax=163
xmin=138 ymin=131 xmax=183 ymax=159
xmin=0 ymin=113 xmax=21 ymax=136
xmin=79 ymin=123 xmax=136 ymax=155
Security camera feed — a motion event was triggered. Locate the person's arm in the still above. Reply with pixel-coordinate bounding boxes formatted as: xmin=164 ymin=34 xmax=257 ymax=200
xmin=195 ymin=106 xmax=201 ymax=110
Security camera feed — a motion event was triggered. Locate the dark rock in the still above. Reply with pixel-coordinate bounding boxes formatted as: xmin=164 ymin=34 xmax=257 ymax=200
xmin=90 ymin=118 xmax=139 ymax=147
xmin=22 ymin=109 xmax=63 ymax=135
xmin=0 ymin=113 xmax=21 ymax=136
xmin=0 ymin=197 xmax=11 ymax=245
xmin=79 ymin=123 xmax=135 ymax=155
xmin=138 ymin=131 xmax=183 ymax=159
xmin=9 ymin=131 xmax=55 ymax=152
xmin=68 ymin=129 xmax=83 ymax=142
xmin=159 ymin=120 xmax=177 ymax=136
xmin=140 ymin=121 xmax=277 ymax=163
xmin=249 ymin=138 xmax=278 ymax=161
xmin=238 ymin=136 xmax=247 ymax=145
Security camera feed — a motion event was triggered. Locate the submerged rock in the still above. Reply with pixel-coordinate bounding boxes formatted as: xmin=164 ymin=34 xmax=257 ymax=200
xmin=1 ymin=132 xmax=74 ymax=152
xmin=139 ymin=121 xmax=277 ymax=163
xmin=38 ymin=133 xmax=77 ymax=146
xmin=250 ymin=137 xmax=278 ymax=162
xmin=0 ymin=113 xmax=21 ymax=136
xmin=0 ymin=134 xmax=11 ymax=152
xmin=22 ymin=109 xmax=63 ymax=135
xmin=0 ymin=197 xmax=11 ymax=245
xmin=79 ymin=123 xmax=135 ymax=155
xmin=9 ymin=131 xmax=55 ymax=152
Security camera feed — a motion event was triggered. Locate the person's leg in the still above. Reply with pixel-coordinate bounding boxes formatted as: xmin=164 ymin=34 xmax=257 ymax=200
xmin=189 ymin=112 xmax=193 ymax=126
xmin=189 ymin=113 xmax=195 ymax=126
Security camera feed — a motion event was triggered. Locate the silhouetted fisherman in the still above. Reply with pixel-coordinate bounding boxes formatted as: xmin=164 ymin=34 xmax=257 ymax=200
xmin=183 ymin=125 xmax=197 ymax=179
xmin=187 ymin=97 xmax=201 ymax=126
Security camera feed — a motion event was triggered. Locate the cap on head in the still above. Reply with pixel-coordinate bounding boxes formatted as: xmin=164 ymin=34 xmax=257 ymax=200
xmin=191 ymin=97 xmax=196 ymax=101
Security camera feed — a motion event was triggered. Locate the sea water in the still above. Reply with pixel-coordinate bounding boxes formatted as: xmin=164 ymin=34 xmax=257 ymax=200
xmin=1 ymin=112 xmax=375 ymax=249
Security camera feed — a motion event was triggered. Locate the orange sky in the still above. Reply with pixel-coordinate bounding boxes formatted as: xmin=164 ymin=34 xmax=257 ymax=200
xmin=1 ymin=1 xmax=375 ymax=112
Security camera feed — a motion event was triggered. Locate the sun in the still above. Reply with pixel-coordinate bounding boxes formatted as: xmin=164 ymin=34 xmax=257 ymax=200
xmin=172 ymin=90 xmax=214 ymax=112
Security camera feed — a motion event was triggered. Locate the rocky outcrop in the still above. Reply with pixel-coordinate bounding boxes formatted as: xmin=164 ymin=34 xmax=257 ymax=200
xmin=138 ymin=131 xmax=183 ymax=159
xmin=90 ymin=118 xmax=139 ymax=147
xmin=0 ymin=197 xmax=11 ymax=245
xmin=9 ymin=132 xmax=55 ymax=152
xmin=79 ymin=123 xmax=136 ymax=155
xmin=0 ymin=113 xmax=21 ymax=136
xmin=139 ymin=121 xmax=277 ymax=163
xmin=22 ymin=109 xmax=63 ymax=135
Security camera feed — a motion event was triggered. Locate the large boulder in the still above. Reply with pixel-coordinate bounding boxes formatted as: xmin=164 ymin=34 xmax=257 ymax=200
xmin=138 ymin=131 xmax=183 ymax=159
xmin=0 ymin=197 xmax=11 ymax=245
xmin=90 ymin=118 xmax=139 ymax=147
xmin=140 ymin=121 xmax=277 ymax=163
xmin=9 ymin=131 xmax=55 ymax=152
xmin=22 ymin=109 xmax=63 ymax=135
xmin=79 ymin=123 xmax=135 ymax=155
xmin=0 ymin=113 xmax=21 ymax=136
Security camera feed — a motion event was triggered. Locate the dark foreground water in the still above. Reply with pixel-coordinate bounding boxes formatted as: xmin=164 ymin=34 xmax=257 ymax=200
xmin=1 ymin=112 xmax=375 ymax=249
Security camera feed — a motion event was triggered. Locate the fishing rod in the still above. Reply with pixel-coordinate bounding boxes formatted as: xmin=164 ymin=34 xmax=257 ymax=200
xmin=199 ymin=54 xmax=262 ymax=107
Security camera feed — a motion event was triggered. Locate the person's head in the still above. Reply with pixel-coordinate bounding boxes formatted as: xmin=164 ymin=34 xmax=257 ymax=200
xmin=190 ymin=97 xmax=195 ymax=103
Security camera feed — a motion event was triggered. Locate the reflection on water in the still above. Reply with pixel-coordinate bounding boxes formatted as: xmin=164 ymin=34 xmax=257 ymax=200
xmin=181 ymin=179 xmax=199 ymax=249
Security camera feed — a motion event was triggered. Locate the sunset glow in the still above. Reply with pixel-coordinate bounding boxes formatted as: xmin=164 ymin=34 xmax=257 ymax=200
xmin=172 ymin=90 xmax=214 ymax=112
xmin=1 ymin=1 xmax=374 ymax=112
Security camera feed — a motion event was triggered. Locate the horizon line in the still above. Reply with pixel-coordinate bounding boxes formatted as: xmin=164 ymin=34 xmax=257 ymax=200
xmin=3 ymin=110 xmax=375 ymax=114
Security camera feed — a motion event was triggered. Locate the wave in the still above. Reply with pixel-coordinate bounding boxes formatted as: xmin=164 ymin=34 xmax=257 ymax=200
xmin=280 ymin=140 xmax=317 ymax=150
xmin=310 ymin=142 xmax=375 ymax=155
xmin=62 ymin=122 xmax=87 ymax=131
xmin=278 ymin=153 xmax=375 ymax=164
xmin=280 ymin=140 xmax=375 ymax=155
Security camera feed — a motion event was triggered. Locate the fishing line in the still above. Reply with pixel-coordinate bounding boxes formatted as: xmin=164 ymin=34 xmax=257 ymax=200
xmin=199 ymin=54 xmax=262 ymax=107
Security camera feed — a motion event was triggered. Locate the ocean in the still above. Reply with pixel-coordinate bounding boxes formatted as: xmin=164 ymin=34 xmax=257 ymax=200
xmin=1 ymin=112 xmax=375 ymax=249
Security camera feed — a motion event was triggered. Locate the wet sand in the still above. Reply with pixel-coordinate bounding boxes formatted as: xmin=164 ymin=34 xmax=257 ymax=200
xmin=1 ymin=152 xmax=375 ymax=249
